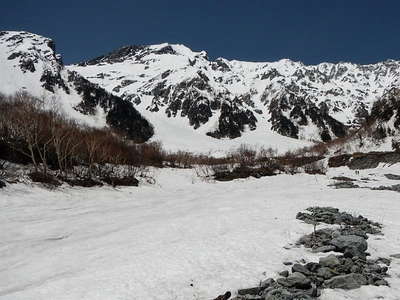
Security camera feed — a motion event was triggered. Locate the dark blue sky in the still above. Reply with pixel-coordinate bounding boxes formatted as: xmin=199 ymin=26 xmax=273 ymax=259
xmin=2 ymin=0 xmax=400 ymax=65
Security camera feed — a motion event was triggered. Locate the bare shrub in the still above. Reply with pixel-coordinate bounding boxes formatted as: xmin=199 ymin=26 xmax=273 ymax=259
xmin=231 ymin=144 xmax=257 ymax=167
xmin=303 ymin=160 xmax=327 ymax=175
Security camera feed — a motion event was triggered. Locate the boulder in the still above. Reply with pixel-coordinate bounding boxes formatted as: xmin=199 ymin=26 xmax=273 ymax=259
xmin=312 ymin=245 xmax=336 ymax=253
xmin=213 ymin=291 xmax=231 ymax=300
xmin=384 ymin=173 xmax=400 ymax=180
xmin=324 ymin=273 xmax=367 ymax=290
xmin=237 ymin=287 xmax=260 ymax=296
xmin=305 ymin=262 xmax=320 ymax=273
xmin=0 ymin=179 xmax=6 ymax=189
xmin=317 ymin=267 xmax=336 ymax=279
xmin=260 ymin=278 xmax=275 ymax=289
xmin=330 ymin=235 xmax=367 ymax=253
xmin=292 ymin=264 xmax=312 ymax=276
xmin=277 ymin=272 xmax=311 ymax=289
xmin=264 ymin=288 xmax=294 ymax=300
xmin=278 ymin=270 xmax=289 ymax=277
xmin=374 ymin=279 xmax=389 ymax=286
xmin=319 ymin=254 xmax=340 ymax=267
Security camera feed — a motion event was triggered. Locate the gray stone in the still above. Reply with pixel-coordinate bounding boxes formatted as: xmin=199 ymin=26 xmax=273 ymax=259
xmin=278 ymin=270 xmax=289 ymax=277
xmin=324 ymin=273 xmax=367 ymax=290
xmin=292 ymin=264 xmax=312 ymax=276
xmin=374 ymin=279 xmax=389 ymax=286
xmin=237 ymin=287 xmax=260 ymax=296
xmin=319 ymin=254 xmax=340 ymax=267
xmin=264 ymin=288 xmax=293 ymax=300
xmin=390 ymin=253 xmax=400 ymax=259
xmin=312 ymin=245 xmax=336 ymax=253
xmin=305 ymin=262 xmax=320 ymax=273
xmin=343 ymin=246 xmax=366 ymax=259
xmin=317 ymin=267 xmax=336 ymax=279
xmin=277 ymin=272 xmax=311 ymax=289
xmin=376 ymin=257 xmax=391 ymax=265
xmin=371 ymin=184 xmax=400 ymax=192
xmin=350 ymin=265 xmax=361 ymax=273
xmin=329 ymin=181 xmax=359 ymax=189
xmin=330 ymin=235 xmax=368 ymax=253
xmin=331 ymin=176 xmax=357 ymax=181
xmin=384 ymin=173 xmax=400 ymax=180
xmin=260 ymin=278 xmax=275 ymax=289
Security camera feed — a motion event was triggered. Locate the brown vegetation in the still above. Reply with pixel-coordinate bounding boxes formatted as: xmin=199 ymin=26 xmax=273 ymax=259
xmin=0 ymin=92 xmax=164 ymax=185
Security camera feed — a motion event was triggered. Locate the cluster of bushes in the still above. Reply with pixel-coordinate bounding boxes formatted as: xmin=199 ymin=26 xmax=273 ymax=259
xmin=0 ymin=92 xmax=164 ymax=185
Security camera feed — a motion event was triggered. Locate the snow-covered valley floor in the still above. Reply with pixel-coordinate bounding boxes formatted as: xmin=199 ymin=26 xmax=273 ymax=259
xmin=1 ymin=166 xmax=400 ymax=300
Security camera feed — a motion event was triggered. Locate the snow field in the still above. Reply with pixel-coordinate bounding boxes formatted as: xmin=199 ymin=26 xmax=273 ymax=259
xmin=1 ymin=166 xmax=400 ymax=299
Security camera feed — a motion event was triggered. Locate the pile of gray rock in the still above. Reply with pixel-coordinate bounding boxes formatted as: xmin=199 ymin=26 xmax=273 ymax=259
xmin=296 ymin=206 xmax=382 ymax=235
xmin=214 ymin=207 xmax=391 ymax=300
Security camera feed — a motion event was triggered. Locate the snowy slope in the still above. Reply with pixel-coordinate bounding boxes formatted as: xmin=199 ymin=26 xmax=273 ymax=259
xmin=70 ymin=43 xmax=400 ymax=148
xmin=1 ymin=167 xmax=400 ymax=300
xmin=0 ymin=31 xmax=153 ymax=142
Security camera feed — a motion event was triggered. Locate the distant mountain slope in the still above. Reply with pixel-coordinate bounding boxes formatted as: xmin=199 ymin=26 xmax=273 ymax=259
xmin=70 ymin=42 xmax=400 ymax=146
xmin=0 ymin=31 xmax=153 ymax=142
xmin=2 ymin=31 xmax=400 ymax=153
xmin=369 ymin=85 xmax=400 ymax=139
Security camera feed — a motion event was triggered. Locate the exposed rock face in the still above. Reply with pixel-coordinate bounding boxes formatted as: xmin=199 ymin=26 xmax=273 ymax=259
xmin=69 ymin=72 xmax=153 ymax=142
xmin=269 ymin=93 xmax=347 ymax=141
xmin=0 ymin=31 xmax=154 ymax=143
xmin=369 ymin=87 xmax=400 ymax=138
xmin=207 ymin=100 xmax=257 ymax=139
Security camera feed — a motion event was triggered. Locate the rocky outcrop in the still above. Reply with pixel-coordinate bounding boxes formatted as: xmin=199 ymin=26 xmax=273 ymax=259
xmin=295 ymin=206 xmax=382 ymax=234
xmin=269 ymin=93 xmax=347 ymax=141
xmin=79 ymin=45 xmax=146 ymax=66
xmin=69 ymin=72 xmax=154 ymax=142
xmin=220 ymin=207 xmax=390 ymax=300
xmin=369 ymin=87 xmax=400 ymax=137
xmin=207 ymin=100 xmax=257 ymax=139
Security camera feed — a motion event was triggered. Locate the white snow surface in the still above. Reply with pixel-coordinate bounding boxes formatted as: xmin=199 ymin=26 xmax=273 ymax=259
xmin=1 ymin=166 xmax=400 ymax=300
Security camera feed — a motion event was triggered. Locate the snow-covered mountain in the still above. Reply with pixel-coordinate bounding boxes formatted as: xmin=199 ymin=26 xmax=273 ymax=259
xmin=70 ymin=42 xmax=400 ymax=143
xmin=2 ymin=30 xmax=400 ymax=153
xmin=0 ymin=31 xmax=153 ymax=142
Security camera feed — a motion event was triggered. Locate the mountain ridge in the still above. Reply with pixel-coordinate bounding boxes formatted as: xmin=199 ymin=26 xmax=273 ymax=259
xmin=70 ymin=40 xmax=400 ymax=143
xmin=1 ymin=30 xmax=400 ymax=153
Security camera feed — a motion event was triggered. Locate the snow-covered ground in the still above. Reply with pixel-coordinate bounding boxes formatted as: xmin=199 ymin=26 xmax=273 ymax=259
xmin=1 ymin=166 xmax=400 ymax=300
